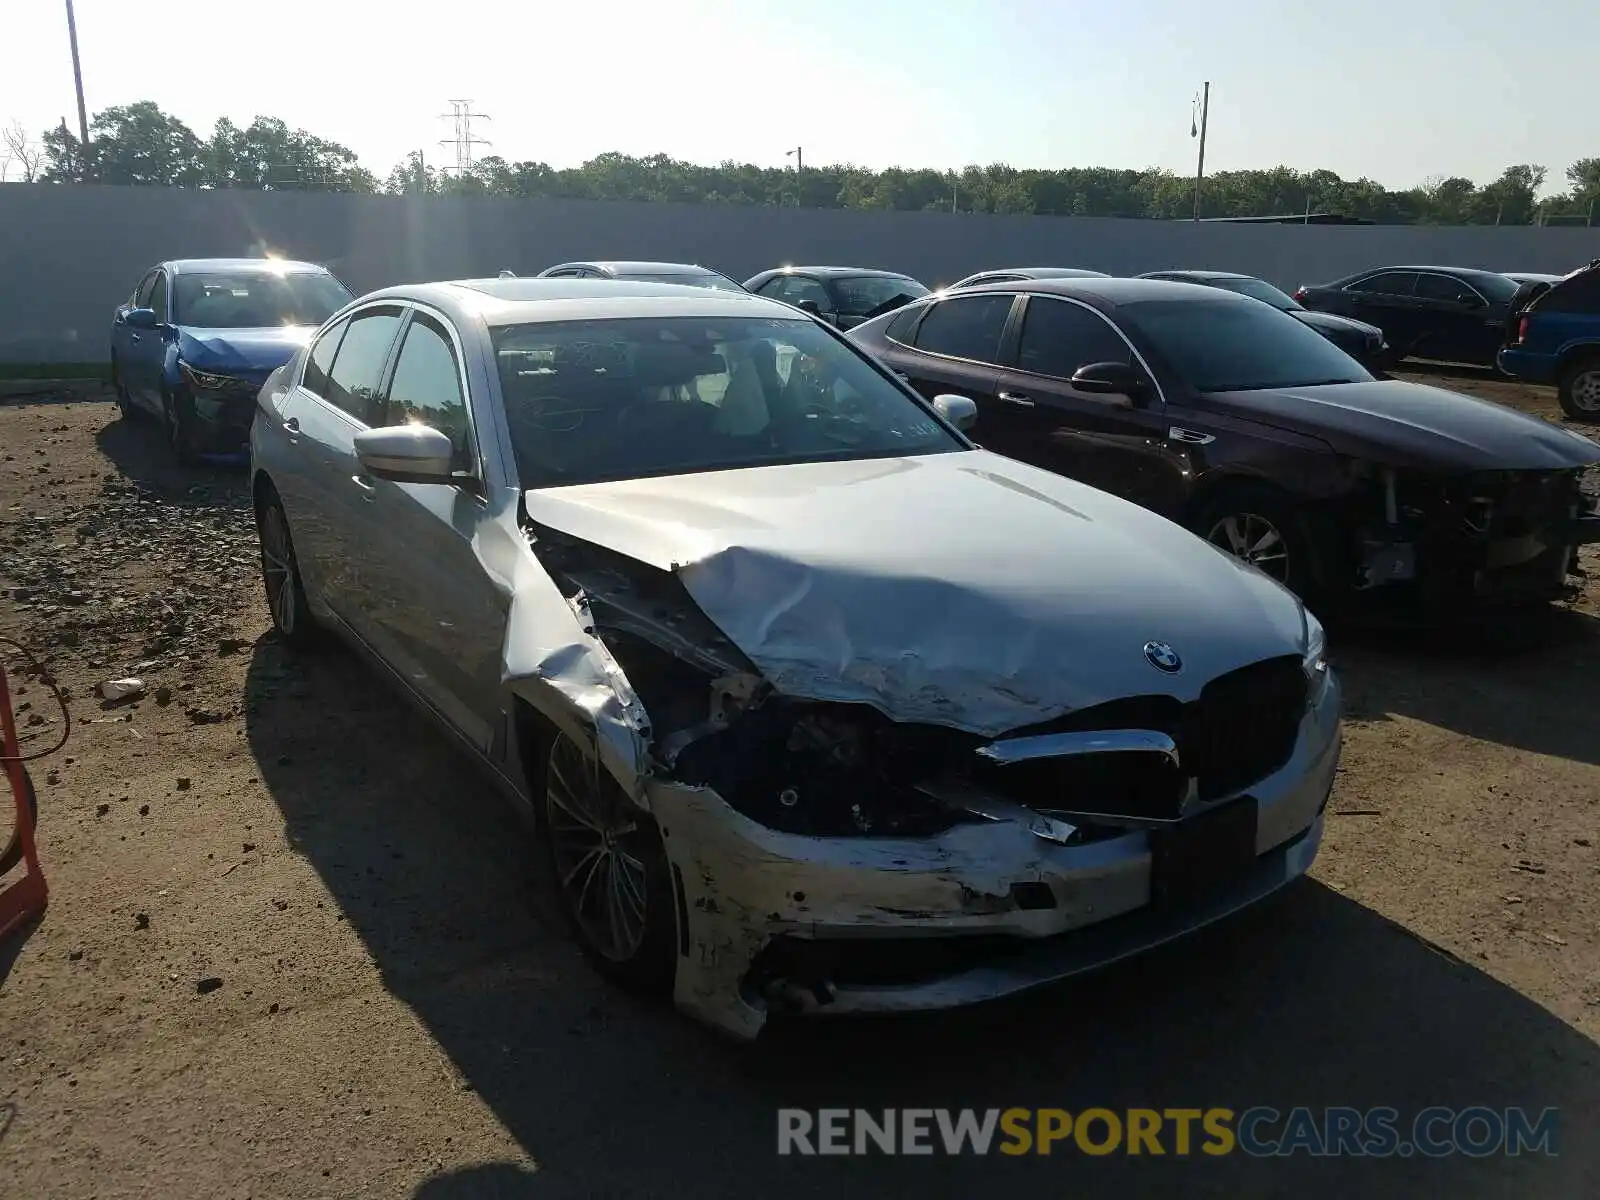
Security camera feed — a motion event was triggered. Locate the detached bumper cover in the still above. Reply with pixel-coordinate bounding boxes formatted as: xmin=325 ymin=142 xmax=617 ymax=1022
xmin=652 ymin=671 xmax=1341 ymax=1039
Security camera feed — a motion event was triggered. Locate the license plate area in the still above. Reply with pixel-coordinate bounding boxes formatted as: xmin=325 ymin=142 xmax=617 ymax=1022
xmin=1148 ymin=796 xmax=1259 ymax=907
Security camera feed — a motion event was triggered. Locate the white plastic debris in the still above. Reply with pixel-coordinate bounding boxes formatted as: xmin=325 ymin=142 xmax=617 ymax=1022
xmin=98 ymin=678 xmax=145 ymax=702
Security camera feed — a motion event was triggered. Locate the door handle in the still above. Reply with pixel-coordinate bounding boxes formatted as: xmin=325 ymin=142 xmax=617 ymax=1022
xmin=1168 ymin=426 xmax=1216 ymax=446
xmin=351 ymin=473 xmax=375 ymax=495
xmin=998 ymin=391 xmax=1035 ymax=407
xmin=282 ymin=416 xmax=300 ymax=433
xmin=129 ymin=333 xmax=141 ymax=343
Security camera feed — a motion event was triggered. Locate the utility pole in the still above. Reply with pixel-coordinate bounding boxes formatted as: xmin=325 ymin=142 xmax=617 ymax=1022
xmin=64 ymin=0 xmax=91 ymax=180
xmin=1191 ymin=81 xmax=1210 ymax=221
xmin=786 ymin=146 xmax=802 ymax=205
xmin=439 ymin=100 xmax=491 ymax=177
xmin=415 ymin=149 xmax=427 ymax=194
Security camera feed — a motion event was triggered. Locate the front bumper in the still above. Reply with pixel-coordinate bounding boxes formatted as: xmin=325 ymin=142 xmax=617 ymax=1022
xmin=181 ymin=370 xmax=272 ymax=456
xmin=651 ymin=670 xmax=1341 ymax=1039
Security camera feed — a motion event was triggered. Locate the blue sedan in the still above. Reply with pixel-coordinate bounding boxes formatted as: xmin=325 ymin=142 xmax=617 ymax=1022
xmin=110 ymin=258 xmax=354 ymax=463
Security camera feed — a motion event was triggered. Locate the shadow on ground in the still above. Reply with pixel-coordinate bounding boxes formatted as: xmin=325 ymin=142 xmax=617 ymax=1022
xmin=92 ymin=406 xmax=249 ymax=503
xmin=1329 ymin=605 xmax=1600 ymax=767
xmin=241 ymin=636 xmax=1600 ymax=1199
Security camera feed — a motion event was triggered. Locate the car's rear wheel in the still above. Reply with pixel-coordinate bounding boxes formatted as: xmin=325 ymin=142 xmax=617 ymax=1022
xmin=543 ymin=732 xmax=676 ymax=994
xmin=1557 ymin=355 xmax=1600 ymax=421
xmin=1193 ymin=484 xmax=1315 ymax=595
xmin=256 ymin=490 xmax=321 ymax=648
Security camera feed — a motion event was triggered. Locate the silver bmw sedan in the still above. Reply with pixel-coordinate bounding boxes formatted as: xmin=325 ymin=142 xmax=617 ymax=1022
xmin=249 ymin=277 xmax=1341 ymax=1039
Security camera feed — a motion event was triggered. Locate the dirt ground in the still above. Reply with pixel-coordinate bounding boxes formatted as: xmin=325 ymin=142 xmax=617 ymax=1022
xmin=1 ymin=371 xmax=1597 ymax=1199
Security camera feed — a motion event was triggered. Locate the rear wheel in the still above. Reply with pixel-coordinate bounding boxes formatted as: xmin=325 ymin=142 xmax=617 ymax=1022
xmin=256 ymin=490 xmax=322 ymax=648
xmin=1557 ymin=355 xmax=1600 ymax=421
xmin=543 ymin=732 xmax=677 ymax=994
xmin=1192 ymin=484 xmax=1317 ymax=596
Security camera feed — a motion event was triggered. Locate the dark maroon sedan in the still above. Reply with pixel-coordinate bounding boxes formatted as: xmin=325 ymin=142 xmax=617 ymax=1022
xmin=848 ymin=277 xmax=1600 ymax=614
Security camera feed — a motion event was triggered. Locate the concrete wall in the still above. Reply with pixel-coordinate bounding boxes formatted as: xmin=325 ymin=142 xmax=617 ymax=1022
xmin=3 ymin=182 xmax=1598 ymax=365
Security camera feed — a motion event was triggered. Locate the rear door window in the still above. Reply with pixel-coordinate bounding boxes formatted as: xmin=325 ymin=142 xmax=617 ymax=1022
xmin=1349 ymin=272 xmax=1417 ymax=297
xmin=303 ymin=317 xmax=349 ymax=397
xmin=322 ymin=307 xmax=403 ymax=423
xmin=910 ymin=294 xmax=1014 ymax=363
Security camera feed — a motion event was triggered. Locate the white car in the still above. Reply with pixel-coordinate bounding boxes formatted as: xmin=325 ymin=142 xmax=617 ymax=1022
xmin=249 ymin=278 xmax=1341 ymax=1038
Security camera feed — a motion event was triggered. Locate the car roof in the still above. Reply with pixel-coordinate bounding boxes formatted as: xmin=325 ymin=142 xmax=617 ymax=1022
xmin=950 ymin=276 xmax=1238 ymax=307
xmin=165 ymin=258 xmax=329 ymax=275
xmin=964 ymin=267 xmax=1109 ymax=279
xmin=554 ymin=261 xmax=722 ymax=275
xmin=1352 ymin=265 xmax=1511 ymax=282
xmin=356 ymin=277 xmax=797 ymax=326
xmin=755 ymin=266 xmax=922 ymax=280
xmin=1138 ymin=269 xmax=1252 ymax=281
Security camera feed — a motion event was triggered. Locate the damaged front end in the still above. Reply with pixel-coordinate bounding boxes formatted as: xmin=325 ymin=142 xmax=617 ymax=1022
xmin=1342 ymin=463 xmax=1600 ymax=606
xmin=520 ymin=522 xmax=1341 ymax=1040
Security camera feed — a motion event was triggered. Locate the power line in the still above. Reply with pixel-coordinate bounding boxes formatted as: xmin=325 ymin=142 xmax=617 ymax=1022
xmin=439 ymin=100 xmax=491 ymax=176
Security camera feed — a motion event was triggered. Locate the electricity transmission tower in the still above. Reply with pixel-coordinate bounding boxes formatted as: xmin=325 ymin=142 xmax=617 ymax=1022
xmin=439 ymin=100 xmax=491 ymax=176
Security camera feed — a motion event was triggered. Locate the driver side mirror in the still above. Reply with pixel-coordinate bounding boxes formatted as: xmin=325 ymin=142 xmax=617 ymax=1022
xmin=932 ymin=393 xmax=978 ymax=432
xmin=124 ymin=307 xmax=160 ymax=330
xmin=353 ymin=424 xmax=457 ymax=485
xmin=1070 ymin=361 xmax=1147 ymax=404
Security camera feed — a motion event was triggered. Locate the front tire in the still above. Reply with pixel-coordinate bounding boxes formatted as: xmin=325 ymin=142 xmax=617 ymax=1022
xmin=110 ymin=358 xmax=136 ymax=420
xmin=255 ymin=490 xmax=321 ymax=648
xmin=1192 ymin=483 xmax=1317 ymax=596
xmin=1557 ymin=355 xmax=1600 ymax=421
xmin=543 ymin=732 xmax=677 ymax=995
xmin=164 ymin=390 xmax=200 ymax=465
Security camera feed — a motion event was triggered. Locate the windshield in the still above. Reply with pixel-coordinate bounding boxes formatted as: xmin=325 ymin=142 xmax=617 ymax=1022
xmin=620 ymin=272 xmax=747 ymax=293
xmin=1122 ymin=298 xmax=1373 ymax=392
xmin=832 ymin=275 xmax=931 ymax=317
xmin=492 ymin=315 xmax=963 ymax=487
xmin=1214 ymin=276 xmax=1299 ymax=311
xmin=172 ymin=270 xmax=352 ymax=328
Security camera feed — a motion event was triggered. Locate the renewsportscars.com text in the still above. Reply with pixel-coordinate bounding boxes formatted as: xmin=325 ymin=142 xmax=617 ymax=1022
xmin=776 ymin=1106 xmax=1559 ymax=1158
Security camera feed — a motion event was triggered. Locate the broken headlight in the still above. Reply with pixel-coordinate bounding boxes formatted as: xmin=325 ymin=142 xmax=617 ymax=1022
xmin=1302 ymin=611 xmax=1329 ymax=705
xmin=671 ymin=701 xmax=979 ymax=838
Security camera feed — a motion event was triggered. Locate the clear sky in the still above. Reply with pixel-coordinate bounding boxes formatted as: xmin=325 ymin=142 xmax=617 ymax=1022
xmin=2 ymin=0 xmax=1594 ymax=191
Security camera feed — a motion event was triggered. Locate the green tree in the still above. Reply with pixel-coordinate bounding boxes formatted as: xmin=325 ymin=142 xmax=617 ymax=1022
xmin=207 ymin=116 xmax=374 ymax=191
xmin=43 ymin=101 xmax=204 ymax=185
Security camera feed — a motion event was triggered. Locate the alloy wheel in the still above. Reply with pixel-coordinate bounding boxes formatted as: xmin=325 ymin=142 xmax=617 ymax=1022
xmin=545 ymin=736 xmax=649 ymax=963
xmin=258 ymin=504 xmax=300 ymax=636
xmin=1572 ymin=368 xmax=1600 ymax=413
xmin=1207 ymin=511 xmax=1290 ymax=582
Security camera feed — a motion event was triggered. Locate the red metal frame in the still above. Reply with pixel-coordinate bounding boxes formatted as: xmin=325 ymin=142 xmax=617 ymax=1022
xmin=0 ymin=659 xmax=49 ymax=939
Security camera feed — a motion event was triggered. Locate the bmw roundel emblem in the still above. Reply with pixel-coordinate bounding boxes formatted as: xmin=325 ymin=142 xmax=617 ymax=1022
xmin=1143 ymin=641 xmax=1183 ymax=673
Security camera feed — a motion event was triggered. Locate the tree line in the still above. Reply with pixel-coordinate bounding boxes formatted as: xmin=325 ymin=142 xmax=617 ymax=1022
xmin=8 ymin=100 xmax=1599 ymax=227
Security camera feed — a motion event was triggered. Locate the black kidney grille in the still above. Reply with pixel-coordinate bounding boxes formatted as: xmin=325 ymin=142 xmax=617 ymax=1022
xmin=980 ymin=655 xmax=1308 ymax=819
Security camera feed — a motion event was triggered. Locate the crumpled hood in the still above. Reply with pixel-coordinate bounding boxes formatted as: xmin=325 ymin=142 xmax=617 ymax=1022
xmin=523 ymin=451 xmax=1311 ymax=736
xmin=176 ymin=325 xmax=313 ymax=374
xmin=1205 ymin=379 xmax=1600 ymax=471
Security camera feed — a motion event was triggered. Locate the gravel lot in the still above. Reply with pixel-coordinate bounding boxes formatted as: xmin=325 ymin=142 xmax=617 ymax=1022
xmin=2 ymin=373 xmax=1598 ymax=1199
